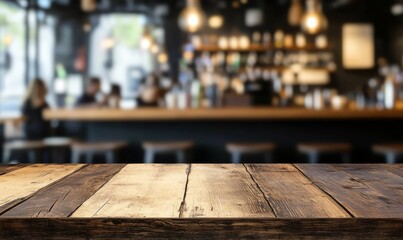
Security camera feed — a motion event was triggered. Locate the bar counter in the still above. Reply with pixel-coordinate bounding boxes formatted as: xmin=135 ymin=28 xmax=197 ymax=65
xmin=41 ymin=108 xmax=403 ymax=163
xmin=44 ymin=107 xmax=403 ymax=121
xmin=0 ymin=164 xmax=402 ymax=239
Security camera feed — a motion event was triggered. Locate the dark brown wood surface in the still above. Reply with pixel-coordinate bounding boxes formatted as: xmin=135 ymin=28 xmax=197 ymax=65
xmin=0 ymin=164 xmax=401 ymax=239
xmin=1 ymin=165 xmax=125 ymax=218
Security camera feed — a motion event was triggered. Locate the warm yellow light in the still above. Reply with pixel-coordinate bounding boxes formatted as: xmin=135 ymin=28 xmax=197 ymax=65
xmin=179 ymin=0 xmax=205 ymax=33
xmin=208 ymin=15 xmax=224 ymax=29
xmin=304 ymin=14 xmax=320 ymax=32
xmin=158 ymin=52 xmax=168 ymax=64
xmin=140 ymin=37 xmax=152 ymax=50
xmin=229 ymin=36 xmax=239 ymax=49
xmin=239 ymin=35 xmax=250 ymax=49
xmin=151 ymin=44 xmax=159 ymax=54
xmin=301 ymin=0 xmax=327 ymax=34
xmin=218 ymin=36 xmax=229 ymax=49
xmin=101 ymin=38 xmax=114 ymax=50
xmin=2 ymin=35 xmax=13 ymax=47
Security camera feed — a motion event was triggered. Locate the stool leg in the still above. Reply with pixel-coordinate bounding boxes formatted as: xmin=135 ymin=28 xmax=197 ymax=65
xmin=386 ymin=152 xmax=397 ymax=164
xmin=106 ymin=151 xmax=116 ymax=164
xmin=232 ymin=152 xmax=242 ymax=164
xmin=176 ymin=151 xmax=186 ymax=164
xmin=28 ymin=150 xmax=37 ymax=164
xmin=144 ymin=150 xmax=155 ymax=164
xmin=85 ymin=152 xmax=94 ymax=164
xmin=307 ymin=152 xmax=319 ymax=164
xmin=72 ymin=151 xmax=81 ymax=164
xmin=265 ymin=152 xmax=273 ymax=163
xmin=342 ymin=153 xmax=350 ymax=163
xmin=2 ymin=149 xmax=11 ymax=164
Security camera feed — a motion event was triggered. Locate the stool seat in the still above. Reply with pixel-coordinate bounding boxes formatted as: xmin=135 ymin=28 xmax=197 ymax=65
xmin=71 ymin=141 xmax=127 ymax=164
xmin=298 ymin=143 xmax=352 ymax=164
xmin=142 ymin=141 xmax=194 ymax=164
xmin=3 ymin=140 xmax=47 ymax=164
xmin=373 ymin=144 xmax=403 ymax=154
xmin=227 ymin=143 xmax=276 ymax=153
xmin=226 ymin=142 xmax=276 ymax=164
xmin=298 ymin=143 xmax=352 ymax=153
xmin=43 ymin=137 xmax=76 ymax=148
xmin=143 ymin=142 xmax=194 ymax=151
xmin=4 ymin=140 xmax=46 ymax=150
xmin=373 ymin=144 xmax=403 ymax=164
xmin=72 ymin=142 xmax=127 ymax=152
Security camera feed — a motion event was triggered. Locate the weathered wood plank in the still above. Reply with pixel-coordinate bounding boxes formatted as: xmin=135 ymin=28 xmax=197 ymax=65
xmin=0 ymin=165 xmax=25 ymax=176
xmin=181 ymin=164 xmax=275 ymax=218
xmin=1 ymin=218 xmax=402 ymax=240
xmin=296 ymin=164 xmax=403 ymax=218
xmin=0 ymin=165 xmax=83 ymax=214
xmin=245 ymin=164 xmax=350 ymax=218
xmin=1 ymin=165 xmax=125 ymax=218
xmin=71 ymin=164 xmax=188 ymax=218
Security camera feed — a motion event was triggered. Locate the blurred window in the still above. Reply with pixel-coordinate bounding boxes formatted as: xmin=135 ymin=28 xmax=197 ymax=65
xmin=89 ymin=14 xmax=164 ymax=98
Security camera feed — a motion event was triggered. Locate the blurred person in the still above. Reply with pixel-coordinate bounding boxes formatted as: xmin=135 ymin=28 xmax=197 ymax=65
xmin=22 ymin=78 xmax=51 ymax=140
xmin=137 ymin=73 xmax=164 ymax=107
xmin=76 ymin=77 xmax=101 ymax=106
xmin=103 ymin=84 xmax=122 ymax=108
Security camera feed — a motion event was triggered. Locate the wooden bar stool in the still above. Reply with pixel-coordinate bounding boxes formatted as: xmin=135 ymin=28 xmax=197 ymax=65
xmin=298 ymin=143 xmax=352 ymax=164
xmin=2 ymin=140 xmax=46 ymax=164
xmin=143 ymin=142 xmax=194 ymax=163
xmin=71 ymin=141 xmax=127 ymax=164
xmin=226 ymin=143 xmax=276 ymax=164
xmin=372 ymin=144 xmax=403 ymax=164
xmin=43 ymin=137 xmax=76 ymax=163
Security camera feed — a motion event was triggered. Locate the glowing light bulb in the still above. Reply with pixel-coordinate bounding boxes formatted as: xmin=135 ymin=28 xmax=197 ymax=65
xmin=158 ymin=52 xmax=168 ymax=64
xmin=179 ymin=0 xmax=205 ymax=32
xmin=301 ymin=0 xmax=327 ymax=34
xmin=151 ymin=44 xmax=159 ymax=54
xmin=208 ymin=15 xmax=224 ymax=29
xmin=140 ymin=37 xmax=152 ymax=50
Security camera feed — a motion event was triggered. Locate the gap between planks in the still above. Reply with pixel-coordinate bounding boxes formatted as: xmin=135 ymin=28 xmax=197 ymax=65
xmin=178 ymin=164 xmax=192 ymax=218
xmin=0 ymin=165 xmax=87 ymax=216
xmin=293 ymin=164 xmax=354 ymax=218
xmin=242 ymin=164 xmax=278 ymax=217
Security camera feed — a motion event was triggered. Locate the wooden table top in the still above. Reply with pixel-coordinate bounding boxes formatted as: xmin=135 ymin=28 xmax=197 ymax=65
xmin=43 ymin=107 xmax=403 ymax=121
xmin=0 ymin=164 xmax=402 ymax=239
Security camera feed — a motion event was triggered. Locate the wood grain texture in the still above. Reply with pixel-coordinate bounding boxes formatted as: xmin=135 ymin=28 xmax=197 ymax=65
xmin=245 ymin=164 xmax=350 ymax=218
xmin=1 ymin=165 xmax=125 ymax=218
xmin=296 ymin=164 xmax=403 ymax=218
xmin=71 ymin=164 xmax=189 ymax=218
xmin=1 ymin=218 xmax=402 ymax=240
xmin=0 ymin=165 xmax=25 ymax=176
xmin=181 ymin=164 xmax=275 ymax=218
xmin=0 ymin=165 xmax=83 ymax=214
xmin=43 ymin=108 xmax=403 ymax=121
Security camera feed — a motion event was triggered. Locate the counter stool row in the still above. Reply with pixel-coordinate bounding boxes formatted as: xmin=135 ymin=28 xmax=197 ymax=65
xmin=2 ymin=140 xmax=402 ymax=164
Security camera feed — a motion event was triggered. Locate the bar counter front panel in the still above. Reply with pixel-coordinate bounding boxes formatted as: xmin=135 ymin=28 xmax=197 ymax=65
xmin=46 ymin=108 xmax=403 ymax=163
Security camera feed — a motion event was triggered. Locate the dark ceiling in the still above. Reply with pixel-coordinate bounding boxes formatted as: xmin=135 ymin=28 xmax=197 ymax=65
xmin=3 ymin=0 xmax=397 ymax=15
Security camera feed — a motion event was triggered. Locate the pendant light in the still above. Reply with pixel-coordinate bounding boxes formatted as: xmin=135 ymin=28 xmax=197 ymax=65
xmin=301 ymin=0 xmax=328 ymax=34
xmin=288 ymin=0 xmax=304 ymax=27
xmin=179 ymin=0 xmax=205 ymax=33
xmin=81 ymin=0 xmax=96 ymax=12
xmin=208 ymin=15 xmax=224 ymax=29
xmin=140 ymin=25 xmax=153 ymax=50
